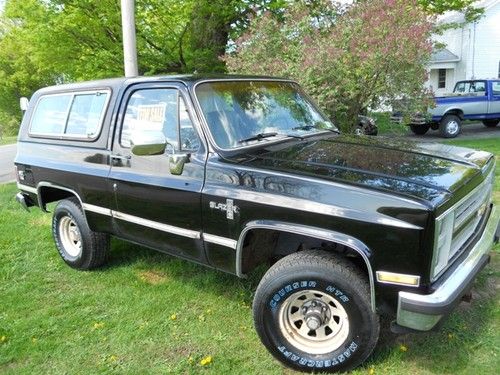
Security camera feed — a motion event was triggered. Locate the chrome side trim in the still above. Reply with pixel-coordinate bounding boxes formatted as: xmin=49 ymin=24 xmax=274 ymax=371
xmin=17 ymin=183 xmax=38 ymax=195
xmin=236 ymin=220 xmax=376 ymax=311
xmin=204 ymin=187 xmax=423 ymax=230
xmin=112 ymin=210 xmax=201 ymax=240
xmin=203 ymin=233 xmax=237 ymax=249
xmin=82 ymin=203 xmax=112 ymax=216
xmin=31 ymin=183 xmax=237 ymax=247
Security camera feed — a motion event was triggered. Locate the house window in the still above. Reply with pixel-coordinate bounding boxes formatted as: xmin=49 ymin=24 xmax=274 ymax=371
xmin=438 ymin=69 xmax=446 ymax=89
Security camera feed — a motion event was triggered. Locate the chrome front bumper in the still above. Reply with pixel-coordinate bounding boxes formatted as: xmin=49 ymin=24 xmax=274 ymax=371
xmin=397 ymin=204 xmax=499 ymax=331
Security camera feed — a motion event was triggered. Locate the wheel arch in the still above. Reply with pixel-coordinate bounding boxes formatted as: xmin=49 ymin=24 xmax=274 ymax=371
xmin=37 ymin=181 xmax=85 ymax=213
xmin=443 ymin=108 xmax=464 ymax=120
xmin=236 ymin=220 xmax=375 ymax=311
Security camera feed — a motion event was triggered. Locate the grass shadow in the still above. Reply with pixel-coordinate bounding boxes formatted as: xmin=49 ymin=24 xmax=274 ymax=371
xmin=104 ymin=237 xmax=264 ymax=304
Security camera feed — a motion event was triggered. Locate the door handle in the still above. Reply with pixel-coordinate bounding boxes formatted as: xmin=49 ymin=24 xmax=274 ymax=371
xmin=110 ymin=154 xmax=131 ymax=166
xmin=111 ymin=154 xmax=131 ymax=161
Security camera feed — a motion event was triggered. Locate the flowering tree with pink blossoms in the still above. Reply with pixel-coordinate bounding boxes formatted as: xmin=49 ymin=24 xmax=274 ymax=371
xmin=224 ymin=0 xmax=435 ymax=132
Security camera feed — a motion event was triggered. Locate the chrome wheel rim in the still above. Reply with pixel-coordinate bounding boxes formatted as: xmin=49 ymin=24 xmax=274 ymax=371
xmin=59 ymin=216 xmax=82 ymax=257
xmin=278 ymin=290 xmax=349 ymax=354
xmin=446 ymin=120 xmax=459 ymax=135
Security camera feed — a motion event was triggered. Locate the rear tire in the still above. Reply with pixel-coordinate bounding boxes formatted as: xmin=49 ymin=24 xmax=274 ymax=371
xmin=253 ymin=250 xmax=379 ymax=373
xmin=52 ymin=198 xmax=109 ymax=270
xmin=482 ymin=120 xmax=499 ymax=127
xmin=409 ymin=124 xmax=430 ymax=135
xmin=439 ymin=114 xmax=461 ymax=138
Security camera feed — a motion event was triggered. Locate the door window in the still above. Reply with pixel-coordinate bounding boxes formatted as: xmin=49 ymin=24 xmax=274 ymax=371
xmin=121 ymin=88 xmax=199 ymax=151
xmin=491 ymin=82 xmax=500 ymax=96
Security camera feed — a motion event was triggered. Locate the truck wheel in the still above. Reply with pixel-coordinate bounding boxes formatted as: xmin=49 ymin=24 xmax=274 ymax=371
xmin=439 ymin=115 xmax=461 ymax=138
xmin=482 ymin=120 xmax=499 ymax=127
xmin=409 ymin=124 xmax=430 ymax=135
xmin=253 ymin=250 xmax=379 ymax=373
xmin=52 ymin=198 xmax=109 ymax=270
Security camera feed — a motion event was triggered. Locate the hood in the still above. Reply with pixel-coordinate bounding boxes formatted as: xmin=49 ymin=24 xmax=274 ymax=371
xmin=232 ymin=135 xmax=493 ymax=205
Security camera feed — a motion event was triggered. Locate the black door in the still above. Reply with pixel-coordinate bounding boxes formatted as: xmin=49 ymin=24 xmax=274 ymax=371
xmin=109 ymin=82 xmax=207 ymax=262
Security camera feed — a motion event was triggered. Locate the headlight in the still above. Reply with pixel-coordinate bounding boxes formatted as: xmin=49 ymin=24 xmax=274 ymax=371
xmin=431 ymin=210 xmax=454 ymax=279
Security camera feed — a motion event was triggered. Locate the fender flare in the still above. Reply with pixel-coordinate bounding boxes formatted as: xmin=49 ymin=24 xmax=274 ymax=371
xmin=236 ymin=220 xmax=376 ymax=311
xmin=442 ymin=108 xmax=464 ymax=120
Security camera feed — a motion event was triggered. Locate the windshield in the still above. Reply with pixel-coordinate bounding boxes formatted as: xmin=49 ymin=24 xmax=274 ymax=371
xmin=195 ymin=80 xmax=336 ymax=150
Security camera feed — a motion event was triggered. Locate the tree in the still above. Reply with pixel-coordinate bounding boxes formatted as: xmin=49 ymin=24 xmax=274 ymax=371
xmin=224 ymin=0 xmax=435 ymax=132
xmin=0 ymin=0 xmax=284 ymax=134
xmin=418 ymin=0 xmax=483 ymax=22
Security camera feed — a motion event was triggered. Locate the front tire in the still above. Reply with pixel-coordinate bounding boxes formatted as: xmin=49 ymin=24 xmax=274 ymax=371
xmin=439 ymin=114 xmax=461 ymax=138
xmin=253 ymin=250 xmax=379 ymax=373
xmin=482 ymin=120 xmax=499 ymax=127
xmin=52 ymin=198 xmax=110 ymax=270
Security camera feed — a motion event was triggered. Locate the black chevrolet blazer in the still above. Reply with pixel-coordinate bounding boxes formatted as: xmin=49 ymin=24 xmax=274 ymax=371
xmin=14 ymin=75 xmax=500 ymax=373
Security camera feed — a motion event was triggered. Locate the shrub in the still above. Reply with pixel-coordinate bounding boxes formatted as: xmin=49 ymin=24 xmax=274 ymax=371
xmin=224 ymin=0 xmax=435 ymax=132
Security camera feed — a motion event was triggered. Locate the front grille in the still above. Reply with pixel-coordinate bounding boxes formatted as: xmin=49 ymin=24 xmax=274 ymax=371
xmin=432 ymin=162 xmax=495 ymax=281
xmin=449 ymin=180 xmax=492 ymax=259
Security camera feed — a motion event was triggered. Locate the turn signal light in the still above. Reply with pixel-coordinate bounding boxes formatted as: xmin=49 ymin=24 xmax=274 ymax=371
xmin=376 ymin=271 xmax=420 ymax=287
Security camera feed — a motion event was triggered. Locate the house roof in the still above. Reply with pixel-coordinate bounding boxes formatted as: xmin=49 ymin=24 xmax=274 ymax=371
xmin=430 ymin=48 xmax=460 ymax=63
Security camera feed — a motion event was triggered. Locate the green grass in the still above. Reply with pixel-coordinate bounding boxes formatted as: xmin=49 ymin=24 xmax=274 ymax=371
xmin=369 ymin=112 xmax=407 ymax=135
xmin=0 ymin=136 xmax=16 ymax=146
xmin=1 ymin=139 xmax=499 ymax=374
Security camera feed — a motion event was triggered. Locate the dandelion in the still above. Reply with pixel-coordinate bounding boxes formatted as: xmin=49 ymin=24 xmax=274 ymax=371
xmin=399 ymin=344 xmax=408 ymax=352
xmin=188 ymin=356 xmax=194 ymax=363
xmin=170 ymin=314 xmax=177 ymax=321
xmin=368 ymin=366 xmax=375 ymax=375
xmin=0 ymin=336 xmax=7 ymax=343
xmin=31 ymin=337 xmax=38 ymax=343
xmin=109 ymin=355 xmax=118 ymax=362
xmin=93 ymin=322 xmax=105 ymax=329
xmin=200 ymin=355 xmax=212 ymax=366
xmin=448 ymin=333 xmax=454 ymax=340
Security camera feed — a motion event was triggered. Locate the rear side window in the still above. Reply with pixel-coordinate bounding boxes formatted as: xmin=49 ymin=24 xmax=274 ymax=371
xmin=30 ymin=94 xmax=72 ymax=135
xmin=29 ymin=90 xmax=110 ymax=140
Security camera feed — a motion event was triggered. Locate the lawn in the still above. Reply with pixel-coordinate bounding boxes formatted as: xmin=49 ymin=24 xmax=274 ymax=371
xmin=0 ymin=136 xmax=17 ymax=146
xmin=0 ymin=138 xmax=499 ymax=374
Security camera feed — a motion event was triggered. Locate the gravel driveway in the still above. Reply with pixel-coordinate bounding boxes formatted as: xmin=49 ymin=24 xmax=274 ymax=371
xmin=0 ymin=143 xmax=16 ymax=183
xmin=404 ymin=122 xmax=500 ymax=141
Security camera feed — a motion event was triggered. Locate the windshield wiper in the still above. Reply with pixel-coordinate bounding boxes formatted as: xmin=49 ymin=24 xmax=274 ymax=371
xmin=291 ymin=125 xmax=340 ymax=134
xmin=238 ymin=132 xmax=278 ymax=143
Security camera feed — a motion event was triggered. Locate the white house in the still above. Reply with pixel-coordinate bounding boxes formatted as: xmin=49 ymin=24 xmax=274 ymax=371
xmin=426 ymin=0 xmax=500 ymax=95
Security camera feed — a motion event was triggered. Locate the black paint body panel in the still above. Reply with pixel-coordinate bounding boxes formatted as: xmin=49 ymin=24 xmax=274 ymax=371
xmin=14 ymin=74 xmax=495 ymax=316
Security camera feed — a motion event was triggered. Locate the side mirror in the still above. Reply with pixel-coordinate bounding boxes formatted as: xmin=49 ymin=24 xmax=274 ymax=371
xmin=130 ymin=131 xmax=167 ymax=156
xmin=169 ymin=152 xmax=190 ymax=175
xmin=20 ymin=97 xmax=29 ymax=112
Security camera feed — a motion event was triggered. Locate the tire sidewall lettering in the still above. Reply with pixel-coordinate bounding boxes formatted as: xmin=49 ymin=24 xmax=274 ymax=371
xmin=266 ymin=278 xmax=365 ymax=370
xmin=277 ymin=341 xmax=359 ymax=369
xmin=269 ymin=280 xmax=349 ymax=311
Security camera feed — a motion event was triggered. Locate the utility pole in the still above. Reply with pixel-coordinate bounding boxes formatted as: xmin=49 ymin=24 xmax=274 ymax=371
xmin=120 ymin=0 xmax=138 ymax=77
